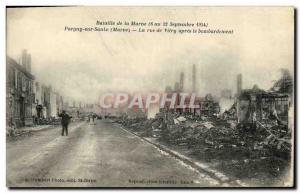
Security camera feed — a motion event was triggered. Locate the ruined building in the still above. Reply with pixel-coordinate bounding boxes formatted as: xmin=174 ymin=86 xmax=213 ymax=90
xmin=6 ymin=52 xmax=35 ymax=127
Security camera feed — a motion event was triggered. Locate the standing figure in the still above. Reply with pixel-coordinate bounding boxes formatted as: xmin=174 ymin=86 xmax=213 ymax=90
xmin=58 ymin=110 xmax=72 ymax=136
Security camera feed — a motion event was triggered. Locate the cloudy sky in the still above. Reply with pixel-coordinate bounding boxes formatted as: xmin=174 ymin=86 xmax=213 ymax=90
xmin=6 ymin=7 xmax=294 ymax=103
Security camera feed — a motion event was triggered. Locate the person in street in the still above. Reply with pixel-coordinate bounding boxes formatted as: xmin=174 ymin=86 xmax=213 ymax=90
xmin=58 ymin=110 xmax=72 ymax=136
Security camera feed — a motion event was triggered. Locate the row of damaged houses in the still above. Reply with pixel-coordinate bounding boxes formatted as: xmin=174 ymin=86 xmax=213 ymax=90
xmin=6 ymin=50 xmax=84 ymax=128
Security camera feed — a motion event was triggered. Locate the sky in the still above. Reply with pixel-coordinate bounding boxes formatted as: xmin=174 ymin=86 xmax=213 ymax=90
xmin=6 ymin=7 xmax=294 ymax=103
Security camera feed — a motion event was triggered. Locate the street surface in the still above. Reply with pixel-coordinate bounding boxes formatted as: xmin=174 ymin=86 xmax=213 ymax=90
xmin=7 ymin=120 xmax=220 ymax=187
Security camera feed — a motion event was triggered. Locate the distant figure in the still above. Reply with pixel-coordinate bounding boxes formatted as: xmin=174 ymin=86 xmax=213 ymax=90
xmin=92 ymin=114 xmax=96 ymax=123
xmin=88 ymin=113 xmax=93 ymax=124
xmin=58 ymin=110 xmax=72 ymax=136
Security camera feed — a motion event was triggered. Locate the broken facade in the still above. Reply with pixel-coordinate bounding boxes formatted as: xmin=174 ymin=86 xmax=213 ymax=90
xmin=7 ymin=51 xmax=75 ymax=128
xmin=237 ymin=87 xmax=290 ymax=124
xmin=6 ymin=55 xmax=35 ymax=127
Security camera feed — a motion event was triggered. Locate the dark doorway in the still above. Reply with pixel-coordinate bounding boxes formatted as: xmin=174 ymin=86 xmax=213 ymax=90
xmin=20 ymin=97 xmax=25 ymax=126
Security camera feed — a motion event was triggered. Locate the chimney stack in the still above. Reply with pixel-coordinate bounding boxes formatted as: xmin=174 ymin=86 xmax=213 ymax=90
xmin=21 ymin=49 xmax=27 ymax=69
xmin=237 ymin=74 xmax=242 ymax=96
xmin=192 ymin=64 xmax=196 ymax=92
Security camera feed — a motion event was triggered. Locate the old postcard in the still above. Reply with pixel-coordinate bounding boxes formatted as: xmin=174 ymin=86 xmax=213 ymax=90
xmin=6 ymin=6 xmax=294 ymax=187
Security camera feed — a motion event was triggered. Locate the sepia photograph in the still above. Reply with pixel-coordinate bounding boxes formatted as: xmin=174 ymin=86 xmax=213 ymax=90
xmin=5 ymin=6 xmax=294 ymax=188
